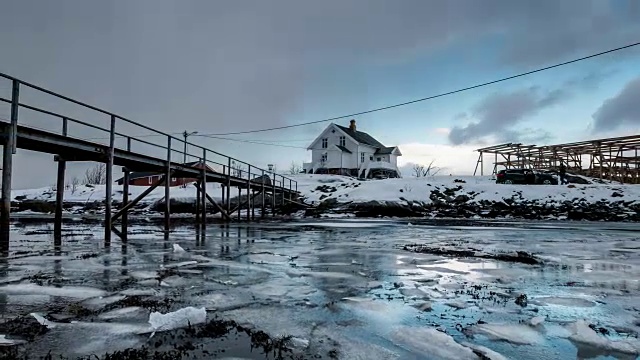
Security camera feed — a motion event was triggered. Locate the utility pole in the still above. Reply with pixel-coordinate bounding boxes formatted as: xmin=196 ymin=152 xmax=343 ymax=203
xmin=182 ymin=131 xmax=198 ymax=163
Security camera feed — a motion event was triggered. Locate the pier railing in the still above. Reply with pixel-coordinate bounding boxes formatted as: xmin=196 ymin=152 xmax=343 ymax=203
xmin=0 ymin=73 xmax=298 ymax=193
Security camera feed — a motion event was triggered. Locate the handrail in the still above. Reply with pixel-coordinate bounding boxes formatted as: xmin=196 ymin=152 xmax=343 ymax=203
xmin=0 ymin=74 xmax=297 ymax=190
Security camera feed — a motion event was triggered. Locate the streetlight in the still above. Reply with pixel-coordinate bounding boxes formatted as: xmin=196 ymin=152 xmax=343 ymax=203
xmin=183 ymin=130 xmax=198 ymax=163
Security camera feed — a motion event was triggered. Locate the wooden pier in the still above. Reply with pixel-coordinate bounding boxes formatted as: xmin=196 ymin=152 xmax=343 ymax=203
xmin=0 ymin=72 xmax=299 ymax=251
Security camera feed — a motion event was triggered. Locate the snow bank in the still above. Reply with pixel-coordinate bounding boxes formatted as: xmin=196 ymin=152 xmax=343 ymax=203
xmin=0 ymin=283 xmax=107 ymax=299
xmin=12 ymin=182 xmax=222 ymax=205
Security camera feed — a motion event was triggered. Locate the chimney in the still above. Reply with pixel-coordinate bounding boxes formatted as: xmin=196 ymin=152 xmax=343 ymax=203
xmin=349 ymin=119 xmax=356 ymax=131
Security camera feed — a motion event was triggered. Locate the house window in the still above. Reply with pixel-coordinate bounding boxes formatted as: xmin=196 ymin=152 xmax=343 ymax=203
xmin=321 ymin=138 xmax=328 ymax=148
xmin=339 ymin=136 xmax=345 ymax=147
xmin=361 ymin=152 xmax=365 ymax=163
xmin=171 ymin=177 xmax=177 ymax=182
xmin=377 ymin=157 xmax=381 ymax=161
xmin=370 ymin=155 xmax=373 ymax=160
xmin=321 ymin=153 xmax=328 ymax=162
xmin=148 ymin=177 xmax=152 ymax=185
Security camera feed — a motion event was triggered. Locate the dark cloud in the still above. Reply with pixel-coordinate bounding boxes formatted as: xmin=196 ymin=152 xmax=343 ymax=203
xmin=0 ymin=0 xmax=638 ymax=187
xmin=448 ymin=87 xmax=564 ymax=145
xmin=448 ymin=68 xmax=616 ymax=145
xmin=592 ymin=77 xmax=640 ymax=132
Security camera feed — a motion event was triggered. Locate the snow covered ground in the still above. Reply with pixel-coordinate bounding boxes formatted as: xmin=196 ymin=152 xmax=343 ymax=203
xmin=12 ymin=182 xmax=222 ymax=205
xmin=293 ymin=174 xmax=640 ymax=205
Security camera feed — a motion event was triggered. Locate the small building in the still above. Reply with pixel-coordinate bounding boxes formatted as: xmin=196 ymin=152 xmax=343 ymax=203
xmin=116 ymin=160 xmax=216 ymax=187
xmin=303 ymin=120 xmax=402 ymax=179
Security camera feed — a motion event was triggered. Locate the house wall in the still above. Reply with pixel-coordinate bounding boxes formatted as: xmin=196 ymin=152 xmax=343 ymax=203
xmin=389 ymin=154 xmax=398 ymax=167
xmin=310 ymin=125 xmax=359 ymax=169
xmin=128 ymin=175 xmax=197 ymax=187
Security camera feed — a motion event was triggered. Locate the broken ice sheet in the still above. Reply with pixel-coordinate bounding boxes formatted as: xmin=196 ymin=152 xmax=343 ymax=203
xmin=472 ymin=323 xmax=545 ymax=345
xmin=148 ymin=306 xmax=207 ymax=332
xmin=390 ymin=326 xmax=477 ymax=360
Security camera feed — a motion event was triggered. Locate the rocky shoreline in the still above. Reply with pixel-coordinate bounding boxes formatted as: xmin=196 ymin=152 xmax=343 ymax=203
xmin=303 ymin=184 xmax=640 ymax=222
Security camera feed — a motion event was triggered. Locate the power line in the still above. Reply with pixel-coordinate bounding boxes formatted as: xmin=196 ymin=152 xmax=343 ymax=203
xmin=197 ymin=134 xmax=308 ymax=149
xmin=203 ymin=41 xmax=640 ymax=136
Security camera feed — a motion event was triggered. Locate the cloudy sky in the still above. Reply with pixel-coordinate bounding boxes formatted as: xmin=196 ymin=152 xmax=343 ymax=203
xmin=1 ymin=0 xmax=639 ymax=188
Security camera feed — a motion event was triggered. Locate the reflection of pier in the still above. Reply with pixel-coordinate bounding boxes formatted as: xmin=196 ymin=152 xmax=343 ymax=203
xmin=0 ymin=72 xmax=300 ymax=251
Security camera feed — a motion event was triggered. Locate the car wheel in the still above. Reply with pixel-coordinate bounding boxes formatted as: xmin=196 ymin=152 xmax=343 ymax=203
xmin=543 ymin=179 xmax=552 ymax=185
xmin=504 ymin=179 xmax=513 ymax=184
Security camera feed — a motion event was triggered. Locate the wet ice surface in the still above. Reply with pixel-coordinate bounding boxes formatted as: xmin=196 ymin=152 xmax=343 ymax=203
xmin=0 ymin=220 xmax=639 ymax=359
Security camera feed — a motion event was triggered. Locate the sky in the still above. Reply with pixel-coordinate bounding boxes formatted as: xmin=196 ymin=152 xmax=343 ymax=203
xmin=1 ymin=0 xmax=639 ymax=188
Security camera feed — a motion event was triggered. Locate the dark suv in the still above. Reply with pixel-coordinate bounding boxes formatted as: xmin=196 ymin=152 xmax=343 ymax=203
xmin=496 ymin=169 xmax=558 ymax=185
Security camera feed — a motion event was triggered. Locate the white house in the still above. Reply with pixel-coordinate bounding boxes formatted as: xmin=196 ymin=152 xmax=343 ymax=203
xmin=303 ymin=120 xmax=402 ymax=179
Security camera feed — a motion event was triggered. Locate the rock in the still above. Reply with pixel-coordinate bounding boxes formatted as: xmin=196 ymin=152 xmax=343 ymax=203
xmin=611 ymin=192 xmax=624 ymax=198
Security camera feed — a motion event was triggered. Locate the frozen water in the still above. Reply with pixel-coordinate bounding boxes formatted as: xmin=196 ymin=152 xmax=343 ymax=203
xmin=568 ymin=320 xmax=640 ymax=355
xmin=3 ymin=219 xmax=640 ymax=359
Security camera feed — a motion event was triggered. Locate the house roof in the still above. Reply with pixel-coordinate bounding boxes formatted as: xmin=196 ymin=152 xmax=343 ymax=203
xmin=336 ymin=145 xmax=352 ymax=154
xmin=375 ymin=147 xmax=397 ymax=155
xmin=115 ymin=171 xmax=160 ymax=183
xmin=335 ymin=125 xmax=386 ymax=149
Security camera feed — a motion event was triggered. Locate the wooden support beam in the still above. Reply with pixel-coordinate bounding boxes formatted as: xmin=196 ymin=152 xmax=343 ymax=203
xmin=54 ymin=117 xmax=68 ymax=243
xmin=226 ymin=158 xmax=231 ymax=212
xmin=261 ymin=170 xmax=265 ymax=219
xmin=105 ymin=115 xmax=116 ymax=245
xmin=122 ymin=137 xmax=131 ymax=238
xmin=237 ymin=185 xmax=241 ymax=221
xmin=1 ymin=79 xmax=19 ymax=251
xmin=271 ymin=173 xmax=276 ymax=217
xmin=195 ymin=180 xmax=201 ymax=223
xmin=228 ymin=190 xmax=263 ymax=215
xmin=111 ymin=176 xmax=166 ymax=221
xmin=121 ymin=169 xmax=130 ymax=239
xmin=201 ymin=150 xmax=207 ymax=227
xmin=247 ymin=165 xmax=251 ymax=222
xmin=204 ymin=191 xmax=232 ymax=221
xmin=164 ymin=137 xmax=171 ymax=232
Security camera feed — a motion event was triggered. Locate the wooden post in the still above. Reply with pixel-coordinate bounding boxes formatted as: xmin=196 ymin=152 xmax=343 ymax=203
xmin=261 ymin=170 xmax=265 ymax=219
xmin=237 ymin=185 xmax=241 ymax=221
xmin=105 ymin=115 xmax=116 ymax=245
xmin=247 ymin=165 xmax=251 ymax=221
xmin=226 ymin=158 xmax=231 ymax=211
xmin=54 ymin=117 xmax=68 ymax=242
xmin=164 ymin=137 xmax=171 ymax=232
xmin=122 ymin=168 xmax=130 ymax=238
xmin=201 ymin=149 xmax=206 ymax=227
xmin=221 ymin=166 xmax=225 ymax=208
xmin=1 ymin=80 xmax=19 ymax=251
xmin=195 ymin=180 xmax=201 ymax=223
xmin=280 ymin=176 xmax=285 ymax=207
xmin=122 ymin=137 xmax=131 ymax=237
xmin=272 ymin=172 xmax=276 ymax=217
